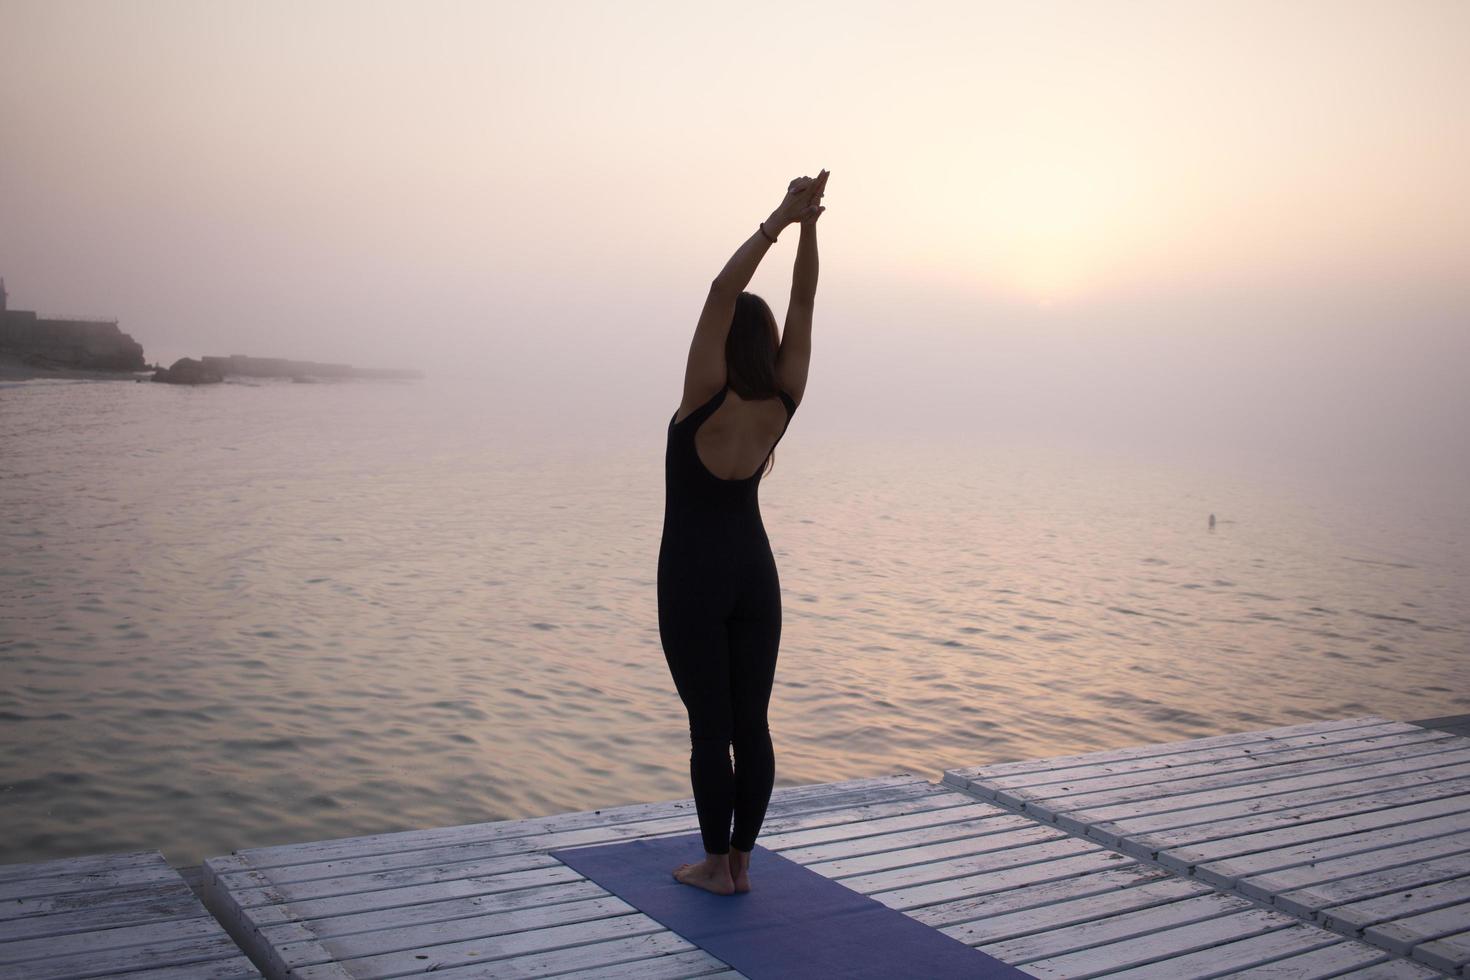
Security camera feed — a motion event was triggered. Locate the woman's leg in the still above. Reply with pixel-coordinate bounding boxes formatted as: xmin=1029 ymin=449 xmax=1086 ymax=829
xmin=728 ymin=561 xmax=781 ymax=853
xmin=659 ymin=600 xmax=736 ymax=855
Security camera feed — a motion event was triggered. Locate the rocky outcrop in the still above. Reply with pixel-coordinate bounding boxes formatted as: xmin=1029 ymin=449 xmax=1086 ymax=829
xmin=152 ymin=357 xmax=223 ymax=384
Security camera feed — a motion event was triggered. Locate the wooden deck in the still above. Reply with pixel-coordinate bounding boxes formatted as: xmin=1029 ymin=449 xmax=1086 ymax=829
xmin=0 ymin=849 xmax=261 ymax=979
xmin=945 ymin=714 xmax=1470 ymax=978
xmin=4 ymin=713 xmax=1465 ymax=978
xmin=199 ymin=723 xmax=1456 ymax=980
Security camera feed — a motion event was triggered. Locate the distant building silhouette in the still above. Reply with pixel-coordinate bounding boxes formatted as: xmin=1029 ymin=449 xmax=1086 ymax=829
xmin=0 ymin=276 xmax=146 ymax=371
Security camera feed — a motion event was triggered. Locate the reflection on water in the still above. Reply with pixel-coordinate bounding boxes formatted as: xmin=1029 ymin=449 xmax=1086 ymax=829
xmin=1 ymin=378 xmax=1465 ymax=867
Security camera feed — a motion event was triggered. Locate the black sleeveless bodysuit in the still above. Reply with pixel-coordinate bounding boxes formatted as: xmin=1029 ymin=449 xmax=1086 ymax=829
xmin=657 ymin=385 xmax=797 ymax=854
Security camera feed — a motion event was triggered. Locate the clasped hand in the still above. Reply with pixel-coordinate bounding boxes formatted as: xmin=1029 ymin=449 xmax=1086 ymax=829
xmin=773 ymin=169 xmax=829 ymax=228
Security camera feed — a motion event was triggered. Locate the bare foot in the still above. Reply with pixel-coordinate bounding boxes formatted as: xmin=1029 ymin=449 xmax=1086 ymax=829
xmin=727 ymin=848 xmax=751 ymax=893
xmin=672 ymin=857 xmax=735 ymax=896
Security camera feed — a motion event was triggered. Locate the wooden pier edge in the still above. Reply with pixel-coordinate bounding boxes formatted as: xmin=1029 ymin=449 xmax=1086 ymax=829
xmin=198 ymin=853 xmax=351 ymax=980
xmin=184 ymin=711 xmax=1465 ymax=977
xmin=10 ymin=711 xmax=1460 ymax=979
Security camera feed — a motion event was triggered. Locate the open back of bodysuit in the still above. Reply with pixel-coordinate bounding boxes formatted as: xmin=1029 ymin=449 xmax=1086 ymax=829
xmin=685 ymin=387 xmax=797 ymax=482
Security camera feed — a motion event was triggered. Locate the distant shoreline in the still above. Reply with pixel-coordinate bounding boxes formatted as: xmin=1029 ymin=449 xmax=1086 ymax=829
xmin=0 ymin=352 xmax=150 ymax=382
xmin=0 ymin=353 xmax=424 ymax=384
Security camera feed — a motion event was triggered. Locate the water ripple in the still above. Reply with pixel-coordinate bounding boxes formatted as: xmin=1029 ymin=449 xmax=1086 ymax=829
xmin=0 ymin=379 xmax=1466 ymax=868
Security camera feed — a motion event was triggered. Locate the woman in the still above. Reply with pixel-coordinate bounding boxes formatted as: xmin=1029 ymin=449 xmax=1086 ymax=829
xmin=660 ymin=169 xmax=829 ymax=896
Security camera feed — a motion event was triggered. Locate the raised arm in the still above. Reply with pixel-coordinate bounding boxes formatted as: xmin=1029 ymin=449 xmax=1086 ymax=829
xmin=776 ymin=170 xmax=827 ymax=406
xmin=680 ymin=173 xmax=825 ymax=413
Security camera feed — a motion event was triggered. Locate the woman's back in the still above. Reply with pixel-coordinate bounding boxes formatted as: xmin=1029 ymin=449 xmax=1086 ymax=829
xmin=674 ymin=386 xmax=796 ymax=483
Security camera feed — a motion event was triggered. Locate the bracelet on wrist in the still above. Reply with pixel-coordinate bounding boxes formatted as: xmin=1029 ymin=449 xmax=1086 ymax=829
xmin=758 ymin=221 xmax=779 ymax=244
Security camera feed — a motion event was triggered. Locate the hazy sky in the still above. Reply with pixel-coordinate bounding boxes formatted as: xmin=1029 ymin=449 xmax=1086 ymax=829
xmin=2 ymin=1 xmax=1466 ymax=483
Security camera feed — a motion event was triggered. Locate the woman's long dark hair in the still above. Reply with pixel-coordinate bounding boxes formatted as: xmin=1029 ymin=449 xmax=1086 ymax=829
xmin=725 ymin=291 xmax=782 ymax=478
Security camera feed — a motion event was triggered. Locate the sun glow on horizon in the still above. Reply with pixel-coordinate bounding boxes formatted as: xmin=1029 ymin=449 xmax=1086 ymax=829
xmin=0 ymin=0 xmax=1466 ymax=354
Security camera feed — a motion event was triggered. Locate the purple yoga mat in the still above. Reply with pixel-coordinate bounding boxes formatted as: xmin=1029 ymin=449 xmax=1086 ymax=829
xmin=549 ymin=831 xmax=1028 ymax=978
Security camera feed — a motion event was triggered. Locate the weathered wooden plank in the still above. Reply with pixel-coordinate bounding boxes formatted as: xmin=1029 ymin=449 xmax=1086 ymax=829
xmin=210 ymin=778 xmax=945 ymax=891
xmin=1333 ymin=958 xmax=1458 ymax=978
xmin=768 ymin=798 xmax=997 ymax=849
xmin=550 ymin=947 xmax=735 ymax=979
xmin=978 ymin=723 xmax=1443 ymax=799
xmin=1268 ymin=851 xmax=1470 ymax=918
xmin=947 ymin=716 xmax=1398 ymax=782
xmin=95 ymin=959 xmax=265 ymax=980
xmin=215 ymin=851 xmax=569 ymax=915
xmin=923 ymin=873 xmax=1205 ymax=944
xmin=0 ymin=848 xmax=259 ymax=979
xmin=0 ymin=878 xmax=197 ymax=933
xmin=972 ymin=891 xmax=1256 ymax=963
xmin=1057 ymin=750 xmax=1470 ymax=837
xmin=865 ymin=847 xmax=1147 ymax=913
xmin=9 ymin=931 xmax=251 ymax=980
xmin=249 ymin=820 xmax=650 ymax=887
xmin=1088 ymin=768 xmax=1470 ymax=853
xmin=282 ymin=780 xmax=961 ymax=889
xmin=946 ymin=726 xmax=1470 ymax=832
xmin=1336 ymin=884 xmax=1470 ymax=958
xmin=1140 ymin=787 xmax=1470 ymax=863
xmin=1204 ymin=936 xmax=1398 ymax=978
xmin=0 ymin=914 xmax=224 ymax=965
xmin=905 ymin=862 xmax=1180 ymax=928
xmin=225 ymin=772 xmax=928 ymax=871
xmin=256 ymin=879 xmax=607 ymax=947
xmin=348 ymin=929 xmax=703 ymax=980
xmin=1004 ymin=905 xmax=1300 ymax=977
xmin=0 ymin=849 xmax=165 ymax=885
xmin=1408 ymin=925 xmax=1469 ymax=976
xmin=104 ymin=958 xmax=265 ymax=980
xmin=1363 ymin=898 xmax=1470 ymax=960
xmin=1187 ymin=811 xmax=1470 ymax=887
xmin=303 ymin=911 xmax=666 ymax=979
xmin=276 ymin=896 xmax=638 ymax=971
xmin=1021 ymin=734 xmax=1462 ymax=814
xmin=198 ymin=858 xmax=301 ymax=980
xmin=790 ymin=821 xmax=1066 ymax=879
xmin=212 ymin=784 xmax=969 ymax=916
xmin=831 ymin=835 xmax=1102 ymax=895
xmin=0 ymin=859 xmax=181 ymax=903
xmin=778 ymin=808 xmax=1036 ymax=863
xmin=1017 ymin=722 xmax=1442 ymax=785
xmin=1086 ymin=923 xmax=1355 ymax=979
xmin=733 ymin=786 xmax=979 ymax=846
xmin=252 ymin=794 xmax=992 ymax=943
xmin=1233 ymin=831 xmax=1470 ymax=906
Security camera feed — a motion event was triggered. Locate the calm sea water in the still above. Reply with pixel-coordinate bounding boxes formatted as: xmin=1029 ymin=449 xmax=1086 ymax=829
xmin=1 ymin=377 xmax=1465 ymax=868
